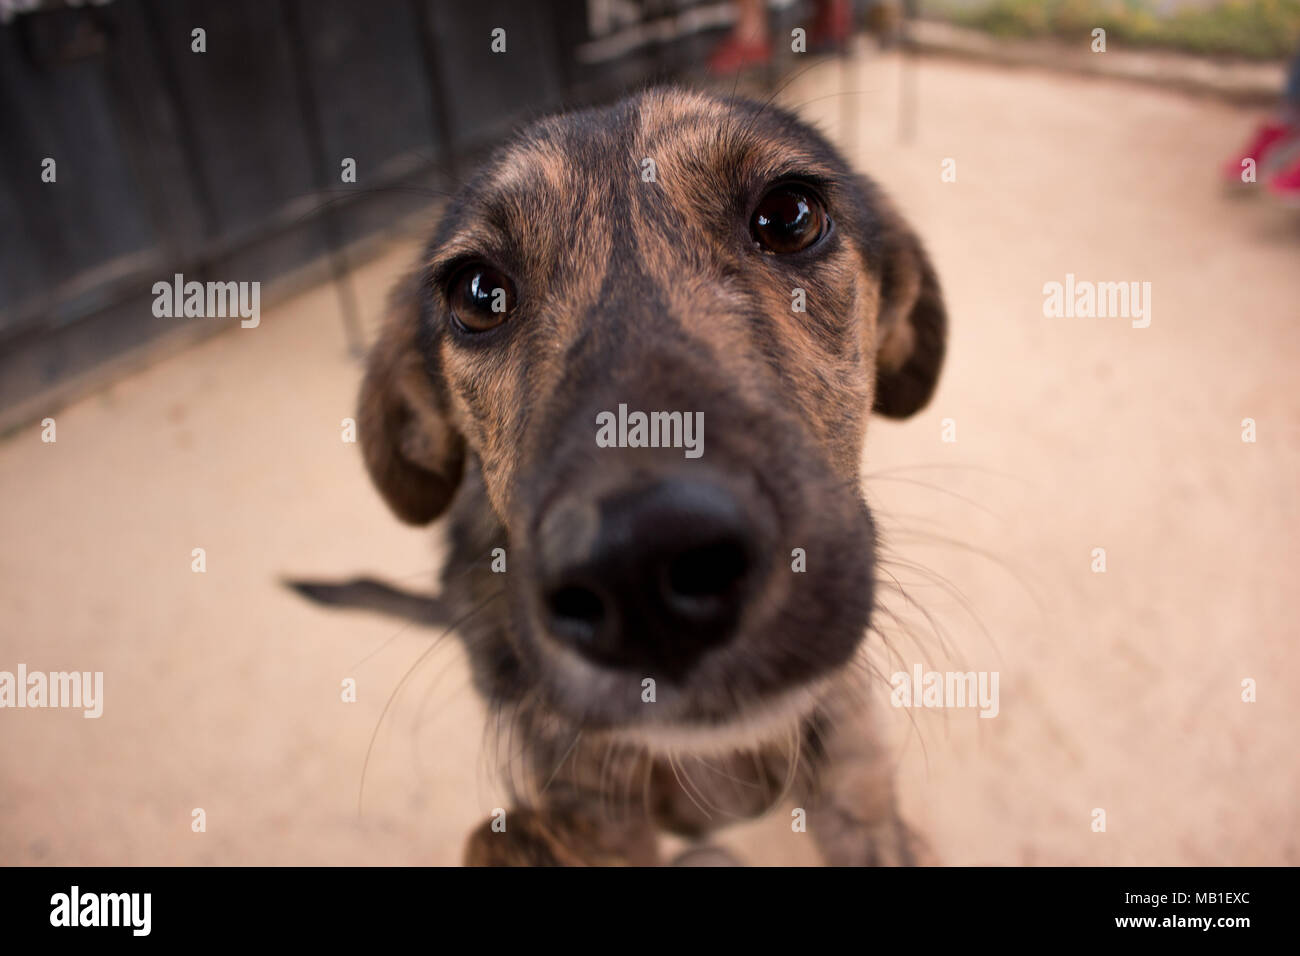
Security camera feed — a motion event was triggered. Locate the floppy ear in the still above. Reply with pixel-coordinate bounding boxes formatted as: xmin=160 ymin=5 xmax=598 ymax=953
xmin=358 ymin=275 xmax=465 ymax=525
xmin=869 ymin=196 xmax=948 ymax=419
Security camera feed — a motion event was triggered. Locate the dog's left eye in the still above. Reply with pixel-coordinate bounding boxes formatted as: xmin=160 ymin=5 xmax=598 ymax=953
xmin=447 ymin=264 xmax=517 ymax=333
xmin=750 ymin=185 xmax=828 ymax=254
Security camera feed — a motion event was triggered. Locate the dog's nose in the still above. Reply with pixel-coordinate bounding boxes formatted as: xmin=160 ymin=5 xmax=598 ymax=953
xmin=536 ymin=478 xmax=766 ymax=673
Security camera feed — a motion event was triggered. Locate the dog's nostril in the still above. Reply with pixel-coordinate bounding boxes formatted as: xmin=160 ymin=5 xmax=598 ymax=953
xmin=546 ymin=584 xmax=607 ymax=630
xmin=664 ymin=540 xmax=749 ymax=604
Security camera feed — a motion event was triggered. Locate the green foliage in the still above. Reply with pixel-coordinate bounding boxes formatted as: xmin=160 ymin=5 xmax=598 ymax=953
xmin=928 ymin=0 xmax=1300 ymax=60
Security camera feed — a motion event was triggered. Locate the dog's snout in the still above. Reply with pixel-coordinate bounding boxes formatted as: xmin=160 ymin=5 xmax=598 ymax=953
xmin=536 ymin=478 xmax=768 ymax=673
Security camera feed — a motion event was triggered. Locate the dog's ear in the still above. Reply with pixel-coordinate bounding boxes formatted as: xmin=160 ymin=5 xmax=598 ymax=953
xmin=868 ymin=193 xmax=947 ymax=419
xmin=358 ymin=278 xmax=465 ymax=525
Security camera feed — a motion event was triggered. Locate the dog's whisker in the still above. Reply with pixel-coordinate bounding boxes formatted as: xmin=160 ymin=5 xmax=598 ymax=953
xmin=771 ymin=723 xmax=803 ymax=813
xmin=846 ymin=646 xmax=898 ymax=696
xmin=346 ymin=617 xmax=420 ymax=672
xmin=873 ymin=563 xmax=964 ymax=666
xmin=687 ymin=753 xmax=766 ymax=792
xmin=785 ymin=87 xmax=887 ymax=114
xmin=538 ymin=729 xmax=584 ymax=799
xmin=501 ymin=696 xmax=530 ymax=806
xmin=357 ymin=588 xmax=504 ymax=819
xmin=880 ymin=527 xmax=1049 ymax=621
xmin=411 ymin=650 xmax=480 ymax=756
xmin=597 ymin=736 xmax=618 ymax=824
xmin=740 ymin=58 xmax=829 ymax=141
xmin=638 ymin=747 xmax=656 ymax=826
xmin=862 ymin=461 xmax=1031 ymax=484
xmin=876 ymin=553 xmax=993 ymax=659
xmin=675 ymin=752 xmax=735 ymax=818
xmin=666 ymin=750 xmax=714 ymax=822
xmin=836 ymin=638 xmax=939 ymax=784
xmin=865 ymin=474 xmax=1007 ymax=521
xmin=874 ymin=584 xmax=965 ymax=670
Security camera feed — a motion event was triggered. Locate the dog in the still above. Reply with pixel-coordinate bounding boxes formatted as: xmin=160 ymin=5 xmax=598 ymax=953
xmin=295 ymin=86 xmax=946 ymax=866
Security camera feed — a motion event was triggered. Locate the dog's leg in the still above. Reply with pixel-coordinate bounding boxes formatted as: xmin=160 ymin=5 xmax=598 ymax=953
xmin=669 ymin=845 xmax=743 ymax=866
xmin=800 ymin=707 xmax=932 ymax=866
xmin=464 ymin=736 xmax=664 ymax=866
xmin=462 ymin=800 xmax=660 ymax=867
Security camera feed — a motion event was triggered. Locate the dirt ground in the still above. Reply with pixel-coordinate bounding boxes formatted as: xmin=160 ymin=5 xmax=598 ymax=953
xmin=2 ymin=51 xmax=1297 ymax=866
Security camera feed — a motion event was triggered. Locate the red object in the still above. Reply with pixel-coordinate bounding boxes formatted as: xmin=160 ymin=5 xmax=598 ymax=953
xmin=809 ymin=0 xmax=853 ymax=51
xmin=1267 ymin=154 xmax=1300 ymax=205
xmin=1222 ymin=121 xmax=1299 ymax=183
xmin=707 ymin=35 xmax=772 ymax=74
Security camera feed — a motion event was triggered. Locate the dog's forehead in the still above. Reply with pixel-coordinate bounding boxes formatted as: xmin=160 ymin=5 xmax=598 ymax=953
xmin=420 ymin=89 xmax=870 ymax=344
xmin=468 ymin=91 xmax=839 ymax=227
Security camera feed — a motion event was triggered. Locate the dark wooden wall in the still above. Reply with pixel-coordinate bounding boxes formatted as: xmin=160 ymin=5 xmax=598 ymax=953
xmin=0 ymin=0 xmax=824 ymax=428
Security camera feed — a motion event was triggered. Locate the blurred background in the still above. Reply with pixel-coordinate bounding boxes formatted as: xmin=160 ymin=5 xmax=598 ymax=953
xmin=1 ymin=0 xmax=1298 ymax=865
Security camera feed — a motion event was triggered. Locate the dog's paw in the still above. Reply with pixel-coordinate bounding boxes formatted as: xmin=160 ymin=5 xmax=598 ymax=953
xmin=462 ymin=806 xmax=659 ymax=867
xmin=463 ymin=809 xmax=576 ymax=867
xmin=670 ymin=845 xmax=745 ymax=866
xmin=816 ymin=809 xmax=935 ymax=867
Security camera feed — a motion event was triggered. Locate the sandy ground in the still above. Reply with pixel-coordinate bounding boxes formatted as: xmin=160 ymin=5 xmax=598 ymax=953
xmin=2 ymin=51 xmax=1298 ymax=866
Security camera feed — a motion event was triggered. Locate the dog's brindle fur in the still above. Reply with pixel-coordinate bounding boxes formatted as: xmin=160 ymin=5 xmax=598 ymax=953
xmin=339 ymin=88 xmax=945 ymax=865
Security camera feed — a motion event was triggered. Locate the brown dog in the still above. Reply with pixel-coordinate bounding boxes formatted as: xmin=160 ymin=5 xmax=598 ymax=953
xmin=305 ymin=86 xmax=945 ymax=865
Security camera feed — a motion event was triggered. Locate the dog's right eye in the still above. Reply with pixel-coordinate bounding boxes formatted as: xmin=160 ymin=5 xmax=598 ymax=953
xmin=750 ymin=185 xmax=828 ymax=255
xmin=447 ymin=264 xmax=516 ymax=333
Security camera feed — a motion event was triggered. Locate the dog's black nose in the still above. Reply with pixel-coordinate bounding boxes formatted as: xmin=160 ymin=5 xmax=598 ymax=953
xmin=536 ymin=478 xmax=766 ymax=673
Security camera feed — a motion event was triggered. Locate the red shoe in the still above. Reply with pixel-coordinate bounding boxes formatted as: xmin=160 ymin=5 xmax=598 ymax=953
xmin=707 ymin=35 xmax=771 ymax=75
xmin=1267 ymin=154 xmax=1300 ymax=206
xmin=1222 ymin=121 xmax=1299 ymax=184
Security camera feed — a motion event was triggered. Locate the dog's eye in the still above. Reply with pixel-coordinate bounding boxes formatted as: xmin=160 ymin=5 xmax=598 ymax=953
xmin=447 ymin=264 xmax=516 ymax=332
xmin=750 ymin=185 xmax=828 ymax=254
